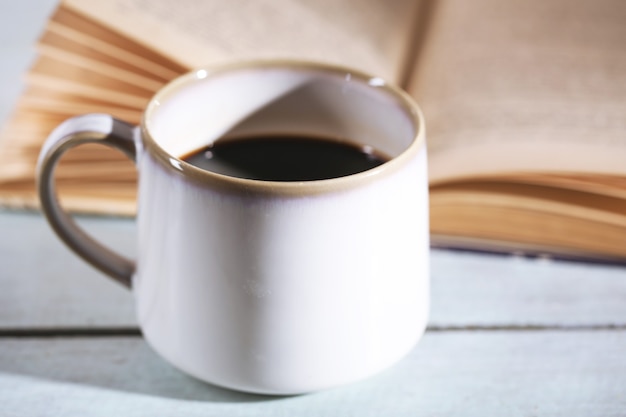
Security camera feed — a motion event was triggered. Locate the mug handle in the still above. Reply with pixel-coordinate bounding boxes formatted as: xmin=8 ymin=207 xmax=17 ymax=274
xmin=36 ymin=114 xmax=138 ymax=288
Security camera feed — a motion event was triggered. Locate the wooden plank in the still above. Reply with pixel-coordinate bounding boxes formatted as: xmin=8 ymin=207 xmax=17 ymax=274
xmin=0 ymin=211 xmax=136 ymax=327
xmin=2 ymin=210 xmax=626 ymax=328
xmin=430 ymin=250 xmax=626 ymax=328
xmin=0 ymin=330 xmax=624 ymax=415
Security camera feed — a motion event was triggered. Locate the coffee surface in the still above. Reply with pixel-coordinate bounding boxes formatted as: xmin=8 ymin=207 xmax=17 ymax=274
xmin=181 ymin=135 xmax=388 ymax=181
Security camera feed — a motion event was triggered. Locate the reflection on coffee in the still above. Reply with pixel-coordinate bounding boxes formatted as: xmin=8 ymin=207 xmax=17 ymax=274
xmin=181 ymin=135 xmax=388 ymax=181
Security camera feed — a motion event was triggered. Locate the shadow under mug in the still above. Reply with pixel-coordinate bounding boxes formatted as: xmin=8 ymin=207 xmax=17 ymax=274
xmin=36 ymin=60 xmax=430 ymax=395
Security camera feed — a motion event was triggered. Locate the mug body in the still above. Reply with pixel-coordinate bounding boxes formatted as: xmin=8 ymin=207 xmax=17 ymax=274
xmin=134 ymin=62 xmax=429 ymax=394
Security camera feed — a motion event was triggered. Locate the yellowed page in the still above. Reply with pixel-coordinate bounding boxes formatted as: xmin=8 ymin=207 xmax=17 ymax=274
xmin=36 ymin=43 xmax=166 ymax=91
xmin=484 ymin=173 xmax=626 ymax=200
xmin=19 ymin=94 xmax=142 ymax=121
xmin=62 ymin=0 xmax=420 ymax=82
xmin=51 ymin=6 xmax=186 ymax=75
xmin=42 ymin=22 xmax=180 ymax=81
xmin=408 ymin=0 xmax=626 ymax=183
xmin=430 ymin=186 xmax=626 ymax=259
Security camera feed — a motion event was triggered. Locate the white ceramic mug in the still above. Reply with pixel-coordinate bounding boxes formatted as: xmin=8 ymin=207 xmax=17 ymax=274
xmin=37 ymin=61 xmax=429 ymax=395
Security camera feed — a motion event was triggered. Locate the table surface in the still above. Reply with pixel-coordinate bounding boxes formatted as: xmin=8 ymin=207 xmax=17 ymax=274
xmin=2 ymin=2 xmax=626 ymax=416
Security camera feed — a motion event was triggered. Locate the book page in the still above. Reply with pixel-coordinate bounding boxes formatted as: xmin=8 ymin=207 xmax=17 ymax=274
xmin=63 ymin=0 xmax=420 ymax=83
xmin=40 ymin=23 xmax=177 ymax=83
xmin=51 ymin=6 xmax=186 ymax=75
xmin=430 ymin=181 xmax=626 ymax=259
xmin=408 ymin=0 xmax=626 ymax=183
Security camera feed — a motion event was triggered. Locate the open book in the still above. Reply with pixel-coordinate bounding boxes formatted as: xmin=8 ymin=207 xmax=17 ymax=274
xmin=1 ymin=0 xmax=626 ymax=260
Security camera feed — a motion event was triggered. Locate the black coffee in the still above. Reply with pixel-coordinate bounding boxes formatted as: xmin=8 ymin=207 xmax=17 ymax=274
xmin=181 ymin=135 xmax=388 ymax=181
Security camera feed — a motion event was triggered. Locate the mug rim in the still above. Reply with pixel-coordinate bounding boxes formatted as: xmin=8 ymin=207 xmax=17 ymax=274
xmin=141 ymin=60 xmax=426 ymax=196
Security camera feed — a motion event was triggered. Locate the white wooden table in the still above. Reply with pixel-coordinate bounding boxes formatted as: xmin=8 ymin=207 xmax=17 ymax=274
xmin=2 ymin=2 xmax=626 ymax=415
